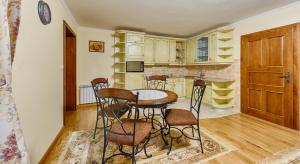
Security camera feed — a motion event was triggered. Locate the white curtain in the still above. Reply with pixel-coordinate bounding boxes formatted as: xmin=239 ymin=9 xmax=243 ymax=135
xmin=0 ymin=0 xmax=29 ymax=163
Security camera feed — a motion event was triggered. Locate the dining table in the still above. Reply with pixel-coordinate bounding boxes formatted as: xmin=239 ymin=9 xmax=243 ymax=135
xmin=131 ymin=89 xmax=178 ymax=144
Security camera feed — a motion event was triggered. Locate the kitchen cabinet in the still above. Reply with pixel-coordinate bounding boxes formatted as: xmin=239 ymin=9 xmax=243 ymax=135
xmin=185 ymin=78 xmax=194 ymax=98
xmin=169 ymin=40 xmax=177 ymax=63
xmin=186 ymin=38 xmax=196 ymax=64
xmin=154 ymin=39 xmax=170 ymax=63
xmin=125 ymin=73 xmax=144 ymax=90
xmin=144 ymin=37 xmax=155 ymax=64
xmin=126 ymin=33 xmax=144 ymax=44
xmin=126 ymin=43 xmax=144 ymax=59
xmin=166 ymin=78 xmax=185 ymax=98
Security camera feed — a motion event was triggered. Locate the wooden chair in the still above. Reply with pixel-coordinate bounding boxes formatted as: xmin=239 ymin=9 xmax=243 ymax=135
xmin=165 ymin=79 xmax=206 ymax=155
xmin=96 ymin=88 xmax=152 ymax=164
xmin=91 ymin=78 xmax=129 ymax=139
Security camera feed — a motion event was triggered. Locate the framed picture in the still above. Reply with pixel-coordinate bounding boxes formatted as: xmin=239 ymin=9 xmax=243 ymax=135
xmin=89 ymin=40 xmax=104 ymax=53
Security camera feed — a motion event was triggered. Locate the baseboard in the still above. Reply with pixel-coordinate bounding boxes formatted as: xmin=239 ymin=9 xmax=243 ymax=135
xmin=39 ymin=126 xmax=64 ymax=164
xmin=77 ymin=103 xmax=97 ymax=109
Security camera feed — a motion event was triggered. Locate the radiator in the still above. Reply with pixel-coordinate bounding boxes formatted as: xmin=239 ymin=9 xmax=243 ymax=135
xmin=79 ymin=85 xmax=96 ymax=104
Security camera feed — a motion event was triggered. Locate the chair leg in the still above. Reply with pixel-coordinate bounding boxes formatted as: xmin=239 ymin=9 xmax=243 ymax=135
xmin=102 ymin=135 xmax=108 ymax=164
xmin=167 ymin=138 xmax=173 ymax=155
xmin=131 ymin=146 xmax=136 ymax=164
xmin=197 ymin=125 xmax=204 ymax=153
xmin=93 ymin=113 xmax=99 ymax=139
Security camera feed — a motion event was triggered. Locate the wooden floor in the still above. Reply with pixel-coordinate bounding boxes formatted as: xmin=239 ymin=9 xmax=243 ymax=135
xmin=43 ymin=105 xmax=300 ymax=163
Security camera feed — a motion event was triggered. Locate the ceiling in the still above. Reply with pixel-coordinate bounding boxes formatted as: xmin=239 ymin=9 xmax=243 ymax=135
xmin=64 ymin=0 xmax=298 ymax=37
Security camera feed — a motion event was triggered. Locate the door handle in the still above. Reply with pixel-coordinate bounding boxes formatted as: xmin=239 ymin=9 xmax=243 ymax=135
xmin=280 ymin=72 xmax=290 ymax=83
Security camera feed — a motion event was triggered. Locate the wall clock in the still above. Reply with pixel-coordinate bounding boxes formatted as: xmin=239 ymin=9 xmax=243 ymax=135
xmin=38 ymin=0 xmax=51 ymax=25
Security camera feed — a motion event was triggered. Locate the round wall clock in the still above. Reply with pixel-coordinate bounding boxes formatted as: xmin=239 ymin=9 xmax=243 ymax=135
xmin=38 ymin=0 xmax=51 ymax=25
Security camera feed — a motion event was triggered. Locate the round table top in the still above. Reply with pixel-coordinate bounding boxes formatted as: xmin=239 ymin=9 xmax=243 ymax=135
xmin=132 ymin=89 xmax=178 ymax=108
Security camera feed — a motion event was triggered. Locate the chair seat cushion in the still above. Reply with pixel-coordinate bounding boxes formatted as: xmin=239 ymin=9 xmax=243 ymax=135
xmin=107 ymin=119 xmax=152 ymax=146
xmin=166 ymin=109 xmax=198 ymax=126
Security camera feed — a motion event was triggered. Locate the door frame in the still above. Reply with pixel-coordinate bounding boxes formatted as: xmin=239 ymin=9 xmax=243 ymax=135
xmin=241 ymin=23 xmax=300 ymax=130
xmin=63 ymin=20 xmax=76 ymax=126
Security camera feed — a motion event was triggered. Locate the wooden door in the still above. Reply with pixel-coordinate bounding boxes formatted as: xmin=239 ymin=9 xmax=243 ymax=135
xmin=66 ymin=36 xmax=76 ymax=111
xmin=241 ymin=25 xmax=296 ymax=128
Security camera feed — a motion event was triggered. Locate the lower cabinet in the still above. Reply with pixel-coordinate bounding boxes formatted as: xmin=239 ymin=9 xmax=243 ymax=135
xmin=166 ymin=78 xmax=185 ymax=98
xmin=185 ymin=79 xmax=194 ymax=98
xmin=125 ymin=73 xmax=144 ymax=90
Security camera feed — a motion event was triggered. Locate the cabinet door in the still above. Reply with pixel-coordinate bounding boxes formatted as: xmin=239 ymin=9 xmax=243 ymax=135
xmin=155 ymin=39 xmax=170 ymax=63
xmin=169 ymin=40 xmax=177 ymax=63
xmin=203 ymin=86 xmax=212 ymax=105
xmin=144 ymin=37 xmax=155 ymax=63
xmin=173 ymin=78 xmax=185 ymax=98
xmin=186 ymin=38 xmax=196 ymax=64
xmin=125 ymin=73 xmax=144 ymax=90
xmin=196 ymin=36 xmax=209 ymax=63
xmin=126 ymin=43 xmax=144 ymax=59
xmin=126 ymin=33 xmax=144 ymax=44
xmin=185 ymin=79 xmax=194 ymax=98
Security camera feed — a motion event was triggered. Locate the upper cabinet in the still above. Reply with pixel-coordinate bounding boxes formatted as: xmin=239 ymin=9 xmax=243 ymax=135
xmin=144 ymin=37 xmax=155 ymax=64
xmin=126 ymin=43 xmax=144 ymax=59
xmin=169 ymin=40 xmax=177 ymax=64
xmin=155 ymin=39 xmax=170 ymax=63
xmin=126 ymin=33 xmax=144 ymax=44
xmin=196 ymin=35 xmax=209 ymax=63
xmin=186 ymin=38 xmax=196 ymax=64
xmin=144 ymin=37 xmax=186 ymax=64
xmin=113 ymin=31 xmax=145 ymax=60
xmin=187 ymin=28 xmax=234 ymax=65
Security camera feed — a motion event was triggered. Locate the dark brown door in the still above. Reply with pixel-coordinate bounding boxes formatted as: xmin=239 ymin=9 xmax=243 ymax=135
xmin=66 ymin=36 xmax=76 ymax=111
xmin=241 ymin=25 xmax=295 ymax=128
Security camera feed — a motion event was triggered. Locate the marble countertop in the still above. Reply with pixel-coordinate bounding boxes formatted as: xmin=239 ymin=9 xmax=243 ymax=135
xmin=169 ymin=75 xmax=235 ymax=82
xmin=145 ymin=74 xmax=235 ymax=82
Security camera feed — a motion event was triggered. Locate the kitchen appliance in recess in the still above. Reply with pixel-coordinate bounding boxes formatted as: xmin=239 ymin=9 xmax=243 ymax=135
xmin=126 ymin=61 xmax=144 ymax=72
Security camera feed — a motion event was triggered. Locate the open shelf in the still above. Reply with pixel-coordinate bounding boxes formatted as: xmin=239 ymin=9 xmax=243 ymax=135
xmin=113 ymin=42 xmax=126 ymax=47
xmin=217 ymin=29 xmax=234 ymax=33
xmin=218 ymin=38 xmax=232 ymax=42
xmin=218 ymin=47 xmax=233 ymax=51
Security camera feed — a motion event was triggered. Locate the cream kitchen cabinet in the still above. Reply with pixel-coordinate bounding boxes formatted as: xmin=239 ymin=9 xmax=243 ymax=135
xmin=186 ymin=38 xmax=196 ymax=64
xmin=125 ymin=73 xmax=144 ymax=90
xmin=154 ymin=39 xmax=170 ymax=63
xmin=169 ymin=40 xmax=177 ymax=63
xmin=126 ymin=43 xmax=144 ymax=59
xmin=126 ymin=33 xmax=144 ymax=44
xmin=166 ymin=78 xmax=185 ymax=98
xmin=185 ymin=78 xmax=194 ymax=98
xmin=144 ymin=37 xmax=155 ymax=64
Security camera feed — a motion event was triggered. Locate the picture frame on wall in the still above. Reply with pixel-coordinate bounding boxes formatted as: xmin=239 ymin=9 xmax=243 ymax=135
xmin=89 ymin=40 xmax=104 ymax=53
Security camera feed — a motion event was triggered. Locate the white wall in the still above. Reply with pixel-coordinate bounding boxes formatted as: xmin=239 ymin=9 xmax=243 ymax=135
xmin=231 ymin=1 xmax=300 ymax=59
xmin=12 ymin=0 xmax=78 ymax=163
xmin=77 ymin=27 xmax=114 ymax=103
